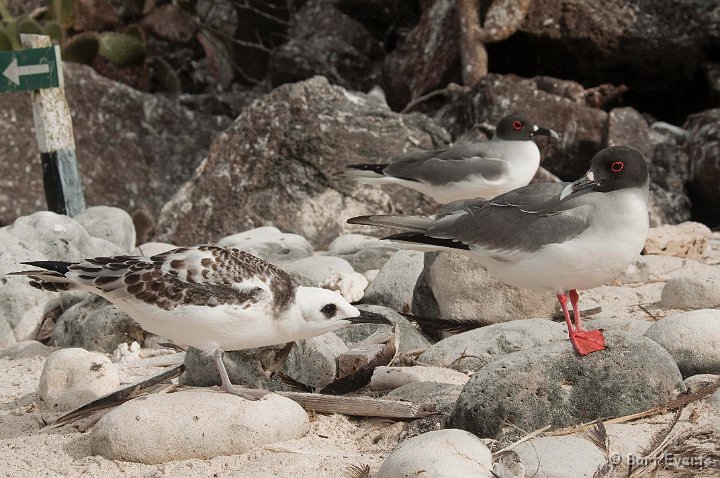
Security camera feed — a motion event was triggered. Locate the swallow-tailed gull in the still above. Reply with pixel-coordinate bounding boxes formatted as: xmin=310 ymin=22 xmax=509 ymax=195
xmin=342 ymin=114 xmax=559 ymax=203
xmin=11 ymin=245 xmax=389 ymax=398
xmin=348 ymin=146 xmax=649 ymax=355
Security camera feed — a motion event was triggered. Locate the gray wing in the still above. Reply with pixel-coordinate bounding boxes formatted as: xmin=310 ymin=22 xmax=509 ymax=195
xmin=384 ymin=143 xmax=510 ymax=185
xmin=426 ymin=182 xmax=591 ymax=253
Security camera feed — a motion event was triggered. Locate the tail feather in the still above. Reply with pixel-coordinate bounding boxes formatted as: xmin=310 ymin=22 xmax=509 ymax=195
xmin=19 ymin=260 xmax=72 ymax=275
xmin=9 ymin=260 xmax=77 ymax=292
xmin=338 ymin=164 xmax=389 ymax=183
xmin=347 ymin=163 xmax=387 ymax=175
xmin=347 ymin=214 xmax=434 ymax=232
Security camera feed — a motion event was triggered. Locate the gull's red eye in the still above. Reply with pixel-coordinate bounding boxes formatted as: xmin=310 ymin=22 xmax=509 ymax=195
xmin=512 ymin=120 xmax=523 ymax=130
xmin=611 ymin=161 xmax=624 ymax=172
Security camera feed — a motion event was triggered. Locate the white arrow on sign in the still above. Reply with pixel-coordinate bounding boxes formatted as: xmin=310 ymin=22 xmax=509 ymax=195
xmin=3 ymin=57 xmax=51 ymax=86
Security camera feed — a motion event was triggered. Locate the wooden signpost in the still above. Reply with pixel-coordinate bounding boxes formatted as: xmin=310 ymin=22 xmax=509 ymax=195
xmin=0 ymin=34 xmax=85 ymax=217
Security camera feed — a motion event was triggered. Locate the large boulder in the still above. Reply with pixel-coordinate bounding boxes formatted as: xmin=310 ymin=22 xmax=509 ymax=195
xmin=686 ymin=109 xmax=720 ymax=225
xmin=0 ymin=62 xmax=231 ymax=226
xmin=450 ymin=331 xmax=684 ymax=438
xmin=156 ymin=76 xmax=448 ymax=247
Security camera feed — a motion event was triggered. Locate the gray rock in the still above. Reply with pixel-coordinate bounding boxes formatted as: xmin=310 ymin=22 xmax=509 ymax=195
xmin=687 ymin=109 xmax=720 ymax=224
xmin=155 ymin=76 xmax=447 ymax=248
xmin=378 ymin=429 xmax=494 ymax=478
xmin=582 ymin=317 xmax=652 ymax=336
xmin=370 ymin=365 xmax=468 ymax=391
xmin=91 ymin=390 xmax=310 ymax=464
xmin=364 ymin=250 xmax=425 ymax=313
xmin=333 ymin=304 xmax=431 ymax=355
xmin=283 ymin=333 xmax=348 ymax=389
xmin=281 ymin=256 xmax=354 ymax=285
xmin=451 ymin=331 xmax=684 ymax=438
xmin=413 ymin=252 xmax=557 ymax=327
xmin=327 ymin=234 xmax=385 ymax=256
xmin=513 ymin=436 xmax=606 ymax=478
xmin=659 ymin=277 xmax=720 ymax=309
xmin=385 ymin=381 xmax=463 ymax=415
xmin=218 ymin=227 xmax=313 ymax=262
xmin=418 ymin=319 xmax=567 ymax=373
xmin=39 ymin=348 xmax=120 ymax=411
xmin=644 ymin=309 xmax=720 ymax=377
xmin=74 ymin=206 xmax=136 ymax=253
xmin=345 ymin=247 xmax=396 ymax=274
xmin=51 ymin=295 xmax=145 ymax=353
xmin=0 ymin=62 xmax=230 ymax=225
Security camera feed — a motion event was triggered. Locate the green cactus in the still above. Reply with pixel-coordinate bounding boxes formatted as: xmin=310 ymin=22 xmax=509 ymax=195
xmin=151 ymin=57 xmax=181 ymax=92
xmin=16 ymin=16 xmax=43 ymax=35
xmin=49 ymin=0 xmax=76 ymax=29
xmin=61 ymin=31 xmax=99 ymax=64
xmin=0 ymin=27 xmax=11 ymax=50
xmin=43 ymin=20 xmax=64 ymax=44
xmin=98 ymin=32 xmax=145 ymax=67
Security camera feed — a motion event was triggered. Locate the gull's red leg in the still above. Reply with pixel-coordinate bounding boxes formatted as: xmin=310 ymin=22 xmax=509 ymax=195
xmin=558 ymin=290 xmax=606 ymax=356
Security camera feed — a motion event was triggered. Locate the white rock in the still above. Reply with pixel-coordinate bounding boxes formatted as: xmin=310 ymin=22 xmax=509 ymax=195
xmin=282 ymin=256 xmax=354 ymax=285
xmin=643 ymin=221 xmax=710 ymax=259
xmin=328 ymin=234 xmax=383 ymax=255
xmin=364 ymin=250 xmax=425 ymax=313
xmin=370 ymin=365 xmax=469 ymax=391
xmin=111 ymin=341 xmax=141 ymax=363
xmin=284 ymin=333 xmax=348 ymax=389
xmin=218 ymin=226 xmax=313 ymax=261
xmin=0 ymin=340 xmax=54 ymax=360
xmin=91 ymin=390 xmax=310 ymax=463
xmin=132 ymin=241 xmax=177 ymax=256
xmin=659 ymin=276 xmax=720 ymax=309
xmin=378 ymin=429 xmax=494 ymax=478
xmin=644 ymin=309 xmax=720 ymax=377
xmin=319 ymin=271 xmax=368 ymax=302
xmin=74 ymin=206 xmax=136 ymax=252
xmin=364 ymin=269 xmax=380 ymax=282
xmin=39 ymin=348 xmax=120 ymax=410
xmin=513 ymin=436 xmax=606 ymax=478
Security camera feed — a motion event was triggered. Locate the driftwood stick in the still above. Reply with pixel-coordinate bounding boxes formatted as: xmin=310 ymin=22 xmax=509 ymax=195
xmin=277 ymin=392 xmax=436 ymax=419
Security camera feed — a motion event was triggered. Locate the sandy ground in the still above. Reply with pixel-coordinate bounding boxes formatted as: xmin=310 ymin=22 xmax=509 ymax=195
xmin=0 ymin=352 xmax=402 ymax=478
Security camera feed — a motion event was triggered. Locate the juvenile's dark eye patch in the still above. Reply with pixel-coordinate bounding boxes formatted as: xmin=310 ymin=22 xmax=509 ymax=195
xmin=321 ymin=303 xmax=337 ymax=317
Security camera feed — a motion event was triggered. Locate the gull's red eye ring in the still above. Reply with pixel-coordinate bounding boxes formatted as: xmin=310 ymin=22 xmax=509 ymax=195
xmin=611 ymin=161 xmax=624 ymax=172
xmin=512 ymin=120 xmax=523 ymax=130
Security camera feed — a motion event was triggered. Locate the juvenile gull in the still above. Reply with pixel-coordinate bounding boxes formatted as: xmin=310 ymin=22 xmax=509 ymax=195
xmin=348 ymin=146 xmax=649 ymax=356
xmin=10 ymin=245 xmax=388 ymax=398
xmin=341 ymin=114 xmax=559 ymax=203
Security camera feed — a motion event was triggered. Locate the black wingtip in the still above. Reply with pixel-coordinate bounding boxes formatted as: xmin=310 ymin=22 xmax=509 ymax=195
xmin=20 ymin=261 xmax=72 ymax=275
xmin=347 ymin=163 xmax=387 ymax=174
xmin=383 ymin=232 xmax=470 ymax=250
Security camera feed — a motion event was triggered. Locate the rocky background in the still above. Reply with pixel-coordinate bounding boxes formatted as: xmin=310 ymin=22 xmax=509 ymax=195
xmin=2 ymin=0 xmax=720 ymax=477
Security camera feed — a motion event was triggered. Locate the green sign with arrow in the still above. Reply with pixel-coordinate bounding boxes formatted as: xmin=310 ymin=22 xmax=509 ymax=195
xmin=0 ymin=46 xmax=63 ymax=93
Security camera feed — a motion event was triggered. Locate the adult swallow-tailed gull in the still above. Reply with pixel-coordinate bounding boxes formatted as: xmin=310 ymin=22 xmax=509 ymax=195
xmin=341 ymin=114 xmax=560 ymax=203
xmin=10 ymin=245 xmax=389 ymax=398
xmin=348 ymin=146 xmax=649 ymax=355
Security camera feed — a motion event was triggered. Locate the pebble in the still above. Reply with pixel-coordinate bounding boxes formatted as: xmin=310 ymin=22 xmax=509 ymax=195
xmin=450 ymin=331 xmax=684 ymax=438
xmin=363 ymin=250 xmax=425 ymax=313
xmin=39 ymin=348 xmax=120 ymax=410
xmin=91 ymin=390 xmax=310 ymax=463
xmin=643 ymin=221 xmax=711 ymax=259
xmin=418 ymin=319 xmax=567 ymax=373
xmin=513 ymin=436 xmax=606 ymax=478
xmin=377 ymin=429 xmax=494 ymax=478
xmin=370 ymin=365 xmax=469 ymax=391
xmin=659 ymin=276 xmax=720 ymax=309
xmin=319 ymin=271 xmax=368 ymax=302
xmin=74 ymin=206 xmax=137 ymax=252
xmin=218 ymin=226 xmax=313 ymax=262
xmin=644 ymin=309 xmax=720 ymax=377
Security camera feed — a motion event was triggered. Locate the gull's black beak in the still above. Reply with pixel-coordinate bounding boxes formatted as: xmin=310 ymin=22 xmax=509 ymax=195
xmin=346 ymin=310 xmax=392 ymax=325
xmin=531 ymin=126 xmax=560 ymax=140
xmin=560 ymin=171 xmax=600 ymax=199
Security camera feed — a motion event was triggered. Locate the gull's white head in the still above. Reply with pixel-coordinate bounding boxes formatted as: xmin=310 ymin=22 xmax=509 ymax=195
xmin=294 ymin=286 xmax=389 ymax=336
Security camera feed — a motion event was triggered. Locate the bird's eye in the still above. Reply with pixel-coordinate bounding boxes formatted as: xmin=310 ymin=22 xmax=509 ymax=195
xmin=320 ymin=303 xmax=337 ymax=317
xmin=610 ymin=161 xmax=624 ymax=172
xmin=512 ymin=120 xmax=523 ymax=130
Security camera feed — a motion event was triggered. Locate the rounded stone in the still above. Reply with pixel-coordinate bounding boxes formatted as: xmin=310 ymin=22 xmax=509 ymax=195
xmin=364 ymin=250 xmax=425 ymax=313
xmin=74 ymin=206 xmax=137 ymax=252
xmin=644 ymin=309 xmax=720 ymax=377
xmin=218 ymin=227 xmax=313 ymax=262
xmin=39 ymin=348 xmax=120 ymax=410
xmin=378 ymin=429 xmax=494 ymax=478
xmin=91 ymin=390 xmax=310 ymax=463
xmin=513 ymin=436 xmax=606 ymax=478
xmin=659 ymin=277 xmax=720 ymax=309
xmin=282 ymin=256 xmax=355 ymax=285
xmin=450 ymin=331 xmax=684 ymax=438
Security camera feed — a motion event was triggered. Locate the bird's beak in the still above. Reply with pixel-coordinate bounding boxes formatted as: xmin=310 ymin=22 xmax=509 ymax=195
xmin=560 ymin=171 xmax=600 ymax=199
xmin=531 ymin=125 xmax=560 ymax=140
xmin=346 ymin=310 xmax=392 ymax=325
